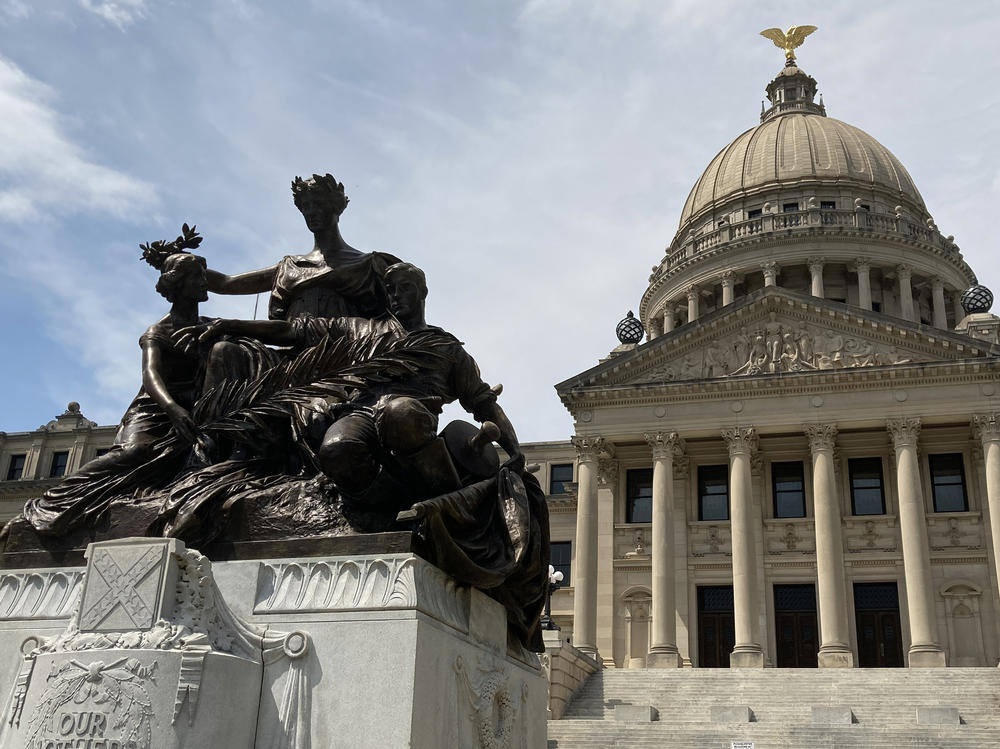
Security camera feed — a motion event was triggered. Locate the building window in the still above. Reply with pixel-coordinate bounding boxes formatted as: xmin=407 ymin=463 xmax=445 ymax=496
xmin=551 ymin=541 xmax=571 ymax=587
xmin=49 ymin=451 xmax=69 ymax=478
xmin=849 ymin=457 xmax=886 ymax=515
xmin=782 ymin=202 xmax=799 ymax=213
xmin=549 ymin=463 xmax=573 ymax=495
xmin=872 ymin=301 xmax=882 ymax=313
xmin=772 ymin=461 xmax=806 ymax=518
xmin=698 ymin=465 xmax=729 ymax=521
xmin=784 ymin=87 xmax=797 ymax=101
xmin=929 ymin=453 xmax=968 ymax=512
xmin=626 ymin=468 xmax=653 ymax=523
xmin=747 ymin=209 xmax=762 ymax=219
xmin=820 ymin=201 xmax=836 ymax=210
xmin=5 ymin=454 xmax=26 ymax=481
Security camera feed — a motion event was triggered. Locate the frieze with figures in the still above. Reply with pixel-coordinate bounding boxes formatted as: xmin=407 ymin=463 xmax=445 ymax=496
xmin=635 ymin=321 xmax=920 ymax=383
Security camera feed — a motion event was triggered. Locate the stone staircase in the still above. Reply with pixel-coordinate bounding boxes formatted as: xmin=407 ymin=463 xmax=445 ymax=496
xmin=547 ymin=668 xmax=1000 ymax=748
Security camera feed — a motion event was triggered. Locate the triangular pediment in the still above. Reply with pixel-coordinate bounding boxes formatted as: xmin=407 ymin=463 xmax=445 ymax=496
xmin=558 ymin=288 xmax=999 ymax=392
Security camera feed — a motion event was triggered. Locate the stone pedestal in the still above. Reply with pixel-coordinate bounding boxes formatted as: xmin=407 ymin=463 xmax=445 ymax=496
xmin=0 ymin=539 xmax=547 ymax=749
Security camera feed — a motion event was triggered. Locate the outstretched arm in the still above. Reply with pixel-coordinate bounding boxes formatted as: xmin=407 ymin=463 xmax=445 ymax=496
xmin=205 ymin=264 xmax=278 ymax=295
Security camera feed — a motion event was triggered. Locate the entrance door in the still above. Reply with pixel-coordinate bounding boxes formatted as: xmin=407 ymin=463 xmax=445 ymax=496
xmin=774 ymin=584 xmax=818 ymax=667
xmin=698 ymin=586 xmax=735 ymax=668
xmin=854 ymin=582 xmax=904 ymax=667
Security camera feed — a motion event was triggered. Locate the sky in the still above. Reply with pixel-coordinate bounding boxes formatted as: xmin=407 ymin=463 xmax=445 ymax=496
xmin=0 ymin=1 xmax=998 ymax=443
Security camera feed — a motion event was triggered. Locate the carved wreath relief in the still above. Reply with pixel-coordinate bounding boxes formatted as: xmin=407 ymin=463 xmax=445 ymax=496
xmin=455 ymin=656 xmax=527 ymax=749
xmin=24 ymin=658 xmax=156 ymax=749
xmin=637 ymin=321 xmax=913 ymax=383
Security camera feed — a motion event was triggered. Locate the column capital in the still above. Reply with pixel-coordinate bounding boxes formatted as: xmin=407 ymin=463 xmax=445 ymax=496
xmin=760 ymin=261 xmax=780 ymax=275
xmin=896 ymin=264 xmax=912 ymax=281
xmin=571 ymin=434 xmax=611 ymax=464
xmin=598 ymin=457 xmax=619 ymax=487
xmin=808 ymin=257 xmax=826 ymax=273
xmin=685 ymin=285 xmax=699 ymax=301
xmin=721 ymin=270 xmax=735 ymax=288
xmin=852 ymin=257 xmax=871 ymax=273
xmin=973 ymin=413 xmax=1000 ymax=443
xmin=887 ymin=417 xmax=921 ymax=449
xmin=644 ymin=431 xmax=685 ymax=461
xmin=722 ymin=426 xmax=758 ymax=456
xmin=803 ymin=423 xmax=838 ymax=453
xmin=931 ymin=277 xmax=945 ymax=292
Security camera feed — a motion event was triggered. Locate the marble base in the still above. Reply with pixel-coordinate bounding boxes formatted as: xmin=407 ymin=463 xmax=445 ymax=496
xmin=646 ymin=648 xmax=683 ymax=668
xmin=0 ymin=538 xmax=547 ymax=749
xmin=729 ymin=644 xmax=765 ymax=668
xmin=908 ymin=645 xmax=948 ymax=668
xmin=817 ymin=646 xmax=855 ymax=668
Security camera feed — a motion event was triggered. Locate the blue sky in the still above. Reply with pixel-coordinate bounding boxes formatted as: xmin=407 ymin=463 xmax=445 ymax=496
xmin=1 ymin=1 xmax=998 ymax=442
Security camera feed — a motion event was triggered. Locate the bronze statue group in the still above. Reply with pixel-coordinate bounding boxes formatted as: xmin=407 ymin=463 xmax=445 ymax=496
xmin=3 ymin=174 xmax=548 ymax=650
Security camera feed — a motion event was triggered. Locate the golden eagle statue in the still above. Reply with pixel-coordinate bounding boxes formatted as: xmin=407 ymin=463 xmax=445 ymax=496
xmin=760 ymin=25 xmax=818 ymax=63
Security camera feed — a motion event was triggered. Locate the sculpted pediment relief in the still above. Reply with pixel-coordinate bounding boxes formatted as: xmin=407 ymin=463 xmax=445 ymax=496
xmin=619 ymin=305 xmax=986 ymax=386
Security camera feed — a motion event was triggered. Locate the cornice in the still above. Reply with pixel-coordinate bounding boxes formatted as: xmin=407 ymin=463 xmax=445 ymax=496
xmin=559 ymin=358 xmax=1000 ymax=414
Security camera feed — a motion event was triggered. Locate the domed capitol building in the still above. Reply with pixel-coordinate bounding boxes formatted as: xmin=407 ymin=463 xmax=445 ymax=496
xmin=4 ymin=25 xmax=1000 ymax=747
xmin=529 ymin=25 xmax=1000 ymax=696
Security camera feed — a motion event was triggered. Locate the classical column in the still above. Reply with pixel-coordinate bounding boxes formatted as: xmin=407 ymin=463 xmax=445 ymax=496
xmin=570 ymin=435 xmax=604 ymax=658
xmin=897 ymin=265 xmax=915 ymax=321
xmin=648 ymin=315 xmax=663 ymax=340
xmin=886 ymin=418 xmax=946 ymax=666
xmin=803 ymin=424 xmax=853 ymax=667
xmin=663 ymin=307 xmax=676 ymax=333
xmin=686 ymin=286 xmax=699 ymax=323
xmin=973 ymin=414 xmax=1000 ymax=606
xmin=953 ymin=293 xmax=966 ymax=326
xmin=808 ymin=257 xmax=825 ymax=298
xmin=855 ymin=259 xmax=872 ymax=311
xmin=721 ymin=426 xmax=764 ymax=667
xmin=761 ymin=261 xmax=779 ymax=288
xmin=645 ymin=431 xmax=684 ymax=668
xmin=721 ymin=271 xmax=735 ymax=307
xmin=931 ymin=278 xmax=947 ymax=329
xmin=595 ymin=450 xmax=618 ymax=663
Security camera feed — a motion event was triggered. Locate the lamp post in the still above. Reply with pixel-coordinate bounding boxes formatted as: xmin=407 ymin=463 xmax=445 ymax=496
xmin=541 ymin=564 xmax=564 ymax=630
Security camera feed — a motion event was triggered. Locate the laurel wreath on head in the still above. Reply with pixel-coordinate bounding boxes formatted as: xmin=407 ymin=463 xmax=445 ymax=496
xmin=140 ymin=223 xmax=203 ymax=270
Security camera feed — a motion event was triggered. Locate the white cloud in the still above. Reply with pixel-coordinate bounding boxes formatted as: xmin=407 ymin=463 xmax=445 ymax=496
xmin=0 ymin=55 xmax=156 ymax=223
xmin=0 ymin=0 xmax=31 ymax=20
xmin=79 ymin=0 xmax=146 ymax=29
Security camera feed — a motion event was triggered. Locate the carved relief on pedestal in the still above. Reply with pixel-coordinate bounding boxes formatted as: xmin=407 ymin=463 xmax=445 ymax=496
xmin=455 ymin=656 xmax=527 ymax=749
xmin=24 ymin=658 xmax=157 ymax=749
xmin=0 ymin=570 xmax=83 ymax=621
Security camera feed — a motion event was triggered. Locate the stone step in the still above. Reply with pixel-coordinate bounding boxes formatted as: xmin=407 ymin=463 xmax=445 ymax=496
xmin=551 ymin=668 xmax=1000 ymax=746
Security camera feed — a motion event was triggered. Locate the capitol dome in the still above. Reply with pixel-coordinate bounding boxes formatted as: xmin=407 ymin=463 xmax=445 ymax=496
xmin=639 ymin=58 xmax=976 ymax=338
xmin=678 ymin=113 xmax=927 ymax=231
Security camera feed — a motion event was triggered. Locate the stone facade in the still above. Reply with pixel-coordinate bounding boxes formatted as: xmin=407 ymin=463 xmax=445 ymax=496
xmin=0 ymin=403 xmax=116 ymax=523
xmin=524 ymin=55 xmax=1000 ymax=674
